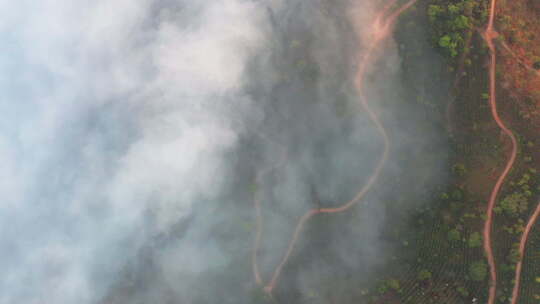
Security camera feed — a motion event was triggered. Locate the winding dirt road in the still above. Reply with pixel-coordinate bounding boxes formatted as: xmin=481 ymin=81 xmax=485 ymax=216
xmin=495 ymin=14 xmax=540 ymax=304
xmin=252 ymin=0 xmax=540 ymax=301
xmin=511 ymin=201 xmax=540 ymax=304
xmin=252 ymin=0 xmax=417 ymax=295
xmin=482 ymin=1 xmax=519 ymax=303
xmin=482 ymin=0 xmax=540 ymax=303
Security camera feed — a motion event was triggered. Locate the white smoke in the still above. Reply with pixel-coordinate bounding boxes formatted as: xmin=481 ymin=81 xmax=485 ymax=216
xmin=0 ymin=1 xmax=266 ymax=303
xmin=0 ymin=1 xmax=449 ymax=303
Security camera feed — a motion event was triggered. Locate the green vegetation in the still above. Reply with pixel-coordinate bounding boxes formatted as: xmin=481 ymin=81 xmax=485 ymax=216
xmin=417 ymin=269 xmax=432 ymax=281
xmin=377 ymin=278 xmax=403 ymax=295
xmin=498 ymin=192 xmax=529 ymax=217
xmin=495 ymin=172 xmax=536 ymax=217
xmin=467 ymin=231 xmax=481 ymax=248
xmin=469 ymin=260 xmax=487 ymax=281
xmin=452 ymin=163 xmax=467 ymax=175
xmin=507 ymin=243 xmax=521 ymax=264
xmin=447 ymin=228 xmax=461 ymax=241
xmin=456 ymin=286 xmax=469 ymax=297
xmin=427 ymin=0 xmax=486 ymax=60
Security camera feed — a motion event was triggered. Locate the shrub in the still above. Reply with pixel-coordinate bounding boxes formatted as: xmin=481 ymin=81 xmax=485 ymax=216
xmin=387 ymin=279 xmax=401 ymax=291
xmin=451 ymin=189 xmax=464 ymax=200
xmin=500 ymin=192 xmax=528 ymax=217
xmin=469 ymin=261 xmax=487 ymax=281
xmin=418 ymin=269 xmax=432 ymax=281
xmin=439 ymin=35 xmax=459 ymax=57
xmin=457 ymin=286 xmax=469 ymax=297
xmin=452 ymin=163 xmax=467 ymax=175
xmin=468 ymin=232 xmax=482 ymax=248
xmin=448 ymin=229 xmax=461 ymax=242
xmin=428 ymin=5 xmax=444 ymax=22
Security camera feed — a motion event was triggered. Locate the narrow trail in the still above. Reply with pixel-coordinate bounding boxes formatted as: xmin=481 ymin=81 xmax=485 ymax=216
xmin=487 ymin=5 xmax=540 ymax=303
xmin=251 ymin=0 xmax=417 ymax=295
xmin=482 ymin=0 xmax=519 ymax=303
xmin=510 ymin=201 xmax=540 ymax=304
xmin=495 ymin=7 xmax=540 ymax=304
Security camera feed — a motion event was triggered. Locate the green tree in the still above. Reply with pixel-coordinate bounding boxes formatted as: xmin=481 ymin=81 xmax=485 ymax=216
xmin=452 ymin=15 xmax=470 ymax=30
xmin=507 ymin=248 xmax=520 ymax=264
xmin=451 ymin=189 xmax=464 ymax=200
xmin=452 ymin=163 xmax=467 ymax=175
xmin=418 ymin=269 xmax=432 ymax=281
xmin=428 ymin=5 xmax=445 ymax=22
xmin=468 ymin=232 xmax=482 ymax=248
xmin=438 ymin=34 xmax=459 ymax=57
xmin=439 ymin=35 xmax=452 ymax=48
xmin=387 ymin=279 xmax=401 ymax=291
xmin=448 ymin=4 xmax=461 ymax=15
xmin=469 ymin=261 xmax=487 ymax=281
xmin=457 ymin=286 xmax=469 ymax=297
xmin=500 ymin=192 xmax=528 ymax=216
xmin=448 ymin=229 xmax=461 ymax=242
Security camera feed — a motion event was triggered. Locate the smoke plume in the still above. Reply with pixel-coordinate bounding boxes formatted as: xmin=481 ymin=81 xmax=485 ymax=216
xmin=0 ymin=0 xmax=449 ymax=303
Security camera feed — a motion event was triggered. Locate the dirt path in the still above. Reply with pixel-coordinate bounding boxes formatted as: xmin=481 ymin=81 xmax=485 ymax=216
xmin=511 ymin=201 xmax=540 ymax=304
xmin=251 ymin=0 xmax=418 ymax=295
xmin=482 ymin=0 xmax=519 ymax=303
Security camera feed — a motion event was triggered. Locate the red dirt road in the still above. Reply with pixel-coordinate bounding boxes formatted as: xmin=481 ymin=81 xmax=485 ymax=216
xmin=251 ymin=0 xmax=417 ymax=295
xmin=482 ymin=0 xmax=519 ymax=304
xmin=511 ymin=201 xmax=540 ymax=304
xmin=478 ymin=0 xmax=540 ymax=302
